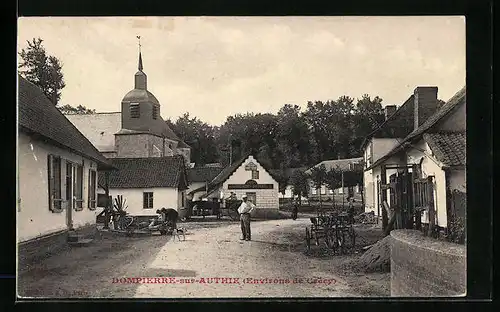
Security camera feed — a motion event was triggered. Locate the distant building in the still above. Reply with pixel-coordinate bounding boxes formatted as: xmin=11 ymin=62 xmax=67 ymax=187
xmin=189 ymin=154 xmax=280 ymax=218
xmin=305 ymin=157 xmax=364 ymax=199
xmin=186 ymin=166 xmax=224 ymax=201
xmin=269 ymin=167 xmax=309 ymax=201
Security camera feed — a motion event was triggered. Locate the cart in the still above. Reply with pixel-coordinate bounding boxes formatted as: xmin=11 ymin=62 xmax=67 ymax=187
xmin=305 ymin=212 xmax=356 ymax=254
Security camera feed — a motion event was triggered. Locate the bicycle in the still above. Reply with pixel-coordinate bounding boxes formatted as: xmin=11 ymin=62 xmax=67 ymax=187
xmin=113 ymin=212 xmax=134 ymax=231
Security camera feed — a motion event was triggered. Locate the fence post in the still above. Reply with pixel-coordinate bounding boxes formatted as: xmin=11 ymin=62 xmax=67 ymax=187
xmin=427 ymin=176 xmax=435 ymax=236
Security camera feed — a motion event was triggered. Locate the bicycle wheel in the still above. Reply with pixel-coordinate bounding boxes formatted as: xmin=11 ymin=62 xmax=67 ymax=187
xmin=125 ymin=216 xmax=134 ymax=228
xmin=305 ymin=227 xmax=311 ymax=252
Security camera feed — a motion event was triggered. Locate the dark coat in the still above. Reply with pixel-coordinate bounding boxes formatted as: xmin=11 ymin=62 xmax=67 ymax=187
xmin=162 ymin=208 xmax=178 ymax=223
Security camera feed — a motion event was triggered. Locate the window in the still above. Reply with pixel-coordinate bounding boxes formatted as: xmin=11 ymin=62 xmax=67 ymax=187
xmin=47 ymin=155 xmax=62 ymax=212
xmin=143 ymin=192 xmax=154 ymax=209
xmin=152 ymin=104 xmax=159 ymax=119
xmin=74 ymin=164 xmax=84 ymax=210
xmin=130 ymin=103 xmax=140 ymax=118
xmin=88 ymin=169 xmax=97 ymax=209
xmin=320 ymin=186 xmax=326 ymax=195
xmin=328 ymin=188 xmax=334 ymax=194
xmin=311 ymin=188 xmax=317 ymax=195
xmin=252 ymin=170 xmax=259 ymax=179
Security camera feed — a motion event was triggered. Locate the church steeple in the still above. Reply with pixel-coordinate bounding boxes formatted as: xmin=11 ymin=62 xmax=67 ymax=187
xmin=134 ymin=36 xmax=147 ymax=90
xmin=138 ymin=51 xmax=143 ymax=71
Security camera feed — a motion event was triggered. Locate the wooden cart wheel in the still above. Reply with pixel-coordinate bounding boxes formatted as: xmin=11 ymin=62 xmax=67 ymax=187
xmin=305 ymin=227 xmax=311 ymax=252
xmin=314 ymin=227 xmax=320 ymax=246
xmin=346 ymin=226 xmax=356 ymax=250
xmin=325 ymin=228 xmax=335 ymax=249
xmin=337 ymin=230 xmax=346 ymax=255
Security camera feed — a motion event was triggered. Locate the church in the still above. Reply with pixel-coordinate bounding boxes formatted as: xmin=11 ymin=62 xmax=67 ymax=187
xmin=66 ymin=50 xmax=191 ymax=218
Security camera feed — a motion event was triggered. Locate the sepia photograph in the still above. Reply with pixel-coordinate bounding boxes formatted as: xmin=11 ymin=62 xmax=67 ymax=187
xmin=16 ymin=16 xmax=466 ymax=299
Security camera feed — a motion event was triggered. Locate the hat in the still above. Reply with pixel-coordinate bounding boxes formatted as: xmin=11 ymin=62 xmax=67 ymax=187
xmin=242 ymin=195 xmax=248 ymax=199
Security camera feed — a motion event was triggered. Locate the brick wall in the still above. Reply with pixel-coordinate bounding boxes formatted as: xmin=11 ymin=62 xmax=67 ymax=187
xmin=390 ymin=229 xmax=466 ymax=297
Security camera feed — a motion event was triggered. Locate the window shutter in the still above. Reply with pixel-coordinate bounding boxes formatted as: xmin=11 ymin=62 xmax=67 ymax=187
xmin=88 ymin=169 xmax=92 ymax=208
xmin=47 ymin=155 xmax=53 ymax=211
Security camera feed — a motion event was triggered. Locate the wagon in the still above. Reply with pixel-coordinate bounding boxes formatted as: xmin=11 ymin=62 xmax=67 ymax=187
xmin=305 ymin=212 xmax=356 ymax=254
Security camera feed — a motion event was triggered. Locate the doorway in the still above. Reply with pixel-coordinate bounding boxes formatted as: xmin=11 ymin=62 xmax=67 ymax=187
xmin=246 ymin=192 xmax=257 ymax=206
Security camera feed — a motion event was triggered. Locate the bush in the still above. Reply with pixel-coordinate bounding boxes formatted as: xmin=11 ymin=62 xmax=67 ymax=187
xmin=447 ymin=216 xmax=465 ymax=244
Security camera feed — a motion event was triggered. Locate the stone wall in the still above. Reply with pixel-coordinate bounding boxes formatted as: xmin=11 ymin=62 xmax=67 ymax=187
xmin=18 ymin=224 xmax=98 ymax=273
xmin=390 ymin=229 xmax=466 ymax=297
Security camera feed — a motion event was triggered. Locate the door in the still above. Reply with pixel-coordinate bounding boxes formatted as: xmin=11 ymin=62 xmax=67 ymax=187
xmin=65 ymin=162 xmax=73 ymax=229
xmin=246 ymin=192 xmax=257 ymax=206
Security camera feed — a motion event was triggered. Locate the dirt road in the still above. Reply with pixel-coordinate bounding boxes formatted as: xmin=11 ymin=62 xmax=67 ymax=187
xmin=18 ymin=217 xmax=389 ymax=298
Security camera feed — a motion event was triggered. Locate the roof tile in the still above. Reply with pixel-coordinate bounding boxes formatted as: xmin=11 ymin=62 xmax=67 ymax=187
xmin=424 ymin=132 xmax=466 ymax=167
xmin=98 ymin=156 xmax=186 ymax=188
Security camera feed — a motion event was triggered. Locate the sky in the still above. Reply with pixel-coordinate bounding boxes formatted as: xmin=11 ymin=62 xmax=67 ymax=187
xmin=17 ymin=16 xmax=465 ymax=126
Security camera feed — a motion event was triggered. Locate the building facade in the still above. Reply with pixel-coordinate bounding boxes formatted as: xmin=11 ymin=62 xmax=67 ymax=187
xmin=190 ymin=154 xmax=280 ymax=217
xmin=18 ymin=76 xmax=113 ymax=244
xmin=365 ymin=86 xmax=465 ymax=229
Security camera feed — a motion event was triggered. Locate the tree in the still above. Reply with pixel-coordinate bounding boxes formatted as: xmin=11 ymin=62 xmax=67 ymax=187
xmin=309 ymin=164 xmax=328 ymax=215
xmin=289 ymin=170 xmax=310 ymax=208
xmin=18 ymin=38 xmax=66 ymax=105
xmin=325 ymin=166 xmax=342 ymax=209
xmin=58 ymin=104 xmax=96 ymax=115
xmin=167 ymin=113 xmax=219 ymax=166
xmin=274 ymin=170 xmax=289 ymax=196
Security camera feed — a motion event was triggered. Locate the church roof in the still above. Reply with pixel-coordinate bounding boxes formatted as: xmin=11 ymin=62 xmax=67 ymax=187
xmin=18 ymin=76 xmax=113 ymax=170
xmin=121 ymin=89 xmax=159 ymax=104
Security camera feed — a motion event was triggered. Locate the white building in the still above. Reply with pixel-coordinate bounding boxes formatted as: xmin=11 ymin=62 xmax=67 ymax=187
xmin=362 ymin=87 xmax=440 ymax=216
xmin=305 ymin=158 xmax=363 ymax=199
xmin=364 ymin=86 xmax=466 ymax=229
xmin=97 ymin=156 xmax=189 ymax=219
xmin=17 ymin=76 xmax=114 ymax=244
xmin=190 ymin=154 xmax=280 ymax=218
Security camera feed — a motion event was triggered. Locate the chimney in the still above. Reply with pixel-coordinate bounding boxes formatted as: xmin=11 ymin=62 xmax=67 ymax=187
xmin=413 ymin=86 xmax=438 ymax=130
xmin=384 ymin=105 xmax=397 ymax=120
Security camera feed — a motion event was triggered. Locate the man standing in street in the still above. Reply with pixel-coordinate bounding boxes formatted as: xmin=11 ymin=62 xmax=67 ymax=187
xmin=238 ymin=195 xmax=256 ymax=241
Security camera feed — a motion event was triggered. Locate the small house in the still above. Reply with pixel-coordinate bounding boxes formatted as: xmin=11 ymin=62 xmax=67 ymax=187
xmin=189 ymin=154 xmax=280 ymax=218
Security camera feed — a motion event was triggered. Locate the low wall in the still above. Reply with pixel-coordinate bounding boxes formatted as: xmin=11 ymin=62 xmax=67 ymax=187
xmin=390 ymin=229 xmax=466 ymax=297
xmin=251 ymin=208 xmax=285 ymax=220
xmin=18 ymin=224 xmax=98 ymax=272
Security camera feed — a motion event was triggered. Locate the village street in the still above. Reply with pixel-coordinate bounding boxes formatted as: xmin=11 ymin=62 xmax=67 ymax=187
xmin=18 ymin=217 xmax=389 ymax=298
